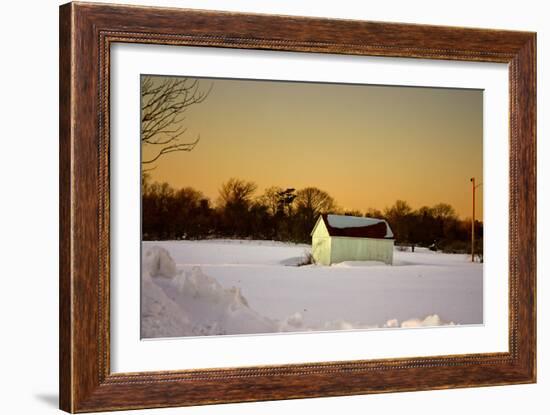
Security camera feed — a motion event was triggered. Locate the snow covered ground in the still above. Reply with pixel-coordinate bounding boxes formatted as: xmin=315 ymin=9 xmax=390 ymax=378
xmin=141 ymin=239 xmax=482 ymax=338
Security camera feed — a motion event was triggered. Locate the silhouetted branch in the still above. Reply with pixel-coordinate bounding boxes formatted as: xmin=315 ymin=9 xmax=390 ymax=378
xmin=142 ymin=135 xmax=200 ymax=165
xmin=141 ymin=76 xmax=212 ymax=167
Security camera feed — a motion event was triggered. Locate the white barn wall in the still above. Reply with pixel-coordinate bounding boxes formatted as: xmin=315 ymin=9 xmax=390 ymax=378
xmin=330 ymin=237 xmax=394 ymax=265
xmin=311 ymin=218 xmax=331 ymax=265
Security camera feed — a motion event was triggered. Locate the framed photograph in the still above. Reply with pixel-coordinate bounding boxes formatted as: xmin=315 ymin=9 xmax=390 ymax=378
xmin=59 ymin=2 xmax=536 ymax=412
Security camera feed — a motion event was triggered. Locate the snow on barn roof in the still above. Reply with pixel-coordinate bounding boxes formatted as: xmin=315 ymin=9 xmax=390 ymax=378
xmin=315 ymin=214 xmax=394 ymax=239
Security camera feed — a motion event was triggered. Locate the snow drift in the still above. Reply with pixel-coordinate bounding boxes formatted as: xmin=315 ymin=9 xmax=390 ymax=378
xmin=141 ymin=244 xmax=464 ymax=338
xmin=142 ymin=246 xmax=277 ymax=337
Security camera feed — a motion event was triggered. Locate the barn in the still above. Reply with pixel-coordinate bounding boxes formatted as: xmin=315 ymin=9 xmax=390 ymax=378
xmin=311 ymin=214 xmax=394 ymax=265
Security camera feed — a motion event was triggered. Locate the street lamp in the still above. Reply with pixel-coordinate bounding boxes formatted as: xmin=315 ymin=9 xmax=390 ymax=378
xmin=470 ymin=177 xmax=483 ymax=262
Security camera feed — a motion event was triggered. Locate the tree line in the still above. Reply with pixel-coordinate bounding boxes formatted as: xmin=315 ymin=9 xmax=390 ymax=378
xmin=142 ymin=176 xmax=483 ymax=255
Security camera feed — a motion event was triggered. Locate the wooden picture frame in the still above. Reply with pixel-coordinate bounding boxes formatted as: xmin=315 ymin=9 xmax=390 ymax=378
xmin=59 ymin=2 xmax=536 ymax=412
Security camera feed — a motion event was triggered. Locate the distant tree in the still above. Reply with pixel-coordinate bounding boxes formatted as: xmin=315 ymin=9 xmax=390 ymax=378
xmin=141 ymin=172 xmax=152 ymax=195
xmin=416 ymin=206 xmax=433 ymax=217
xmin=430 ymin=202 xmax=458 ymax=242
xmin=293 ymin=187 xmax=337 ymax=242
xmin=248 ymin=202 xmax=273 ymax=239
xmin=142 ymin=182 xmax=176 ymax=238
xmin=217 ymin=178 xmax=258 ymax=237
xmin=141 ymin=176 xmax=483 ymax=250
xmin=295 ymin=187 xmax=336 ymax=220
xmin=384 ymin=200 xmax=413 ymax=243
xmin=410 ymin=206 xmax=437 ymax=246
xmin=431 ymin=203 xmax=457 ymax=221
xmin=172 ymin=187 xmax=205 ymax=238
xmin=276 ymin=188 xmax=297 ymax=216
xmin=364 ymin=207 xmax=384 ymax=219
xmin=193 ymin=198 xmax=214 ymax=238
xmin=175 ymin=187 xmax=203 ymax=206
xmin=217 ymin=178 xmax=258 ymax=209
xmin=257 ymin=186 xmax=284 ymax=216
xmin=141 ymin=76 xmax=212 ymax=170
xmin=343 ymin=209 xmax=363 ymax=217
xmin=384 ymin=200 xmax=412 ymax=218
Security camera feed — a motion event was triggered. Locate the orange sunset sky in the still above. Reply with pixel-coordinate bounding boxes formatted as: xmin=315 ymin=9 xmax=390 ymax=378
xmin=142 ymin=75 xmax=483 ymax=219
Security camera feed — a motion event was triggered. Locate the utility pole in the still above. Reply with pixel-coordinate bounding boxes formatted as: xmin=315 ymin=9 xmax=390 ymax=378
xmin=470 ymin=177 xmax=475 ymax=262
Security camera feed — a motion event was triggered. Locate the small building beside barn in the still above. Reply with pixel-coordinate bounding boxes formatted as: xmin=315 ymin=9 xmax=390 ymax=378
xmin=311 ymin=214 xmax=394 ymax=265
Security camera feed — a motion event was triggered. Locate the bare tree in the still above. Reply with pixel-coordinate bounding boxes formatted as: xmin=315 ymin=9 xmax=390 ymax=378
xmin=383 ymin=200 xmax=413 ymax=243
xmin=277 ymin=188 xmax=297 ymax=216
xmin=141 ymin=76 xmax=212 ymax=169
xmin=343 ymin=209 xmax=363 ymax=217
xmin=217 ymin=178 xmax=258 ymax=208
xmin=295 ymin=187 xmax=336 ymax=222
xmin=384 ymin=200 xmax=412 ymax=218
xmin=257 ymin=186 xmax=284 ymax=215
xmin=365 ymin=207 xmax=384 ymax=218
xmin=431 ymin=203 xmax=457 ymax=221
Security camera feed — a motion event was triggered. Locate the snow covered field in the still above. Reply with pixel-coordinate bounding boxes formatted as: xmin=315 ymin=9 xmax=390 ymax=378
xmin=141 ymin=240 xmax=482 ymax=338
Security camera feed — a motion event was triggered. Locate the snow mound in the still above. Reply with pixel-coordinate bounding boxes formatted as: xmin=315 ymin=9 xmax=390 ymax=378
xmin=142 ymin=246 xmax=277 ymax=337
xmin=141 ymin=271 xmax=192 ymax=338
xmin=400 ymin=314 xmax=454 ymax=328
xmin=141 ymin=245 xmax=459 ymax=338
xmin=384 ymin=318 xmax=399 ymax=328
xmin=280 ymin=312 xmax=304 ymax=329
xmin=175 ymin=266 xmax=277 ymax=336
xmin=143 ymin=245 xmax=177 ymax=278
